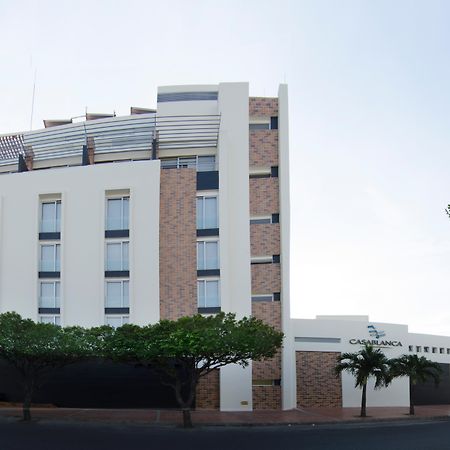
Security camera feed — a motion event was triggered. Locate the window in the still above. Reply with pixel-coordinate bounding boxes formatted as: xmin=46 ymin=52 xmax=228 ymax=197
xmin=197 ymin=279 xmax=220 ymax=308
xmin=105 ymin=315 xmax=129 ymax=328
xmin=105 ymin=281 xmax=129 ymax=308
xmin=249 ymin=118 xmax=278 ymax=131
xmin=40 ymin=244 xmax=61 ymax=272
xmin=40 ymin=201 xmax=61 ymax=233
xmin=197 ymin=195 xmax=218 ymax=229
xmin=197 ymin=156 xmax=216 ymax=172
xmin=106 ymin=197 xmax=129 ymax=231
xmin=416 ymin=346 xmax=422 ymax=352
xmin=249 ymin=123 xmax=270 ymax=131
xmin=250 ymin=213 xmax=279 ymax=225
xmin=160 ymin=156 xmax=215 ymax=172
xmin=440 ymin=348 xmax=445 ymax=354
xmin=106 ymin=241 xmax=129 ymax=271
xmin=40 ymin=316 xmax=61 ymax=326
xmin=250 ymin=216 xmax=271 ymax=225
xmin=252 ymin=295 xmax=274 ymax=302
xmin=424 ymin=346 xmax=429 ymax=353
xmin=252 ymin=379 xmax=281 ymax=386
xmin=39 ymin=281 xmax=60 ymax=308
xmin=197 ymin=241 xmax=219 ymax=270
xmin=432 ymin=347 xmax=437 ymax=353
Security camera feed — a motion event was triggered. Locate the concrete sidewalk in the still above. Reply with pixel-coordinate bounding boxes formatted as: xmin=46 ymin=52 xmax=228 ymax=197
xmin=0 ymin=405 xmax=449 ymax=427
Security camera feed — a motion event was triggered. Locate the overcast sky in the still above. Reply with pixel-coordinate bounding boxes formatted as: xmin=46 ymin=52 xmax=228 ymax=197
xmin=1 ymin=0 xmax=449 ymax=334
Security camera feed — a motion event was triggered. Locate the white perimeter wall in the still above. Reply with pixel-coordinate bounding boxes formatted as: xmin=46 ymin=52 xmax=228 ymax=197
xmin=293 ymin=318 xmax=410 ymax=407
xmin=0 ymin=161 xmax=160 ymax=327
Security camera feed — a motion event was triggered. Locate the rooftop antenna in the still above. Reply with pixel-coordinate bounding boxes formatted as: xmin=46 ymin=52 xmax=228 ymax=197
xmin=29 ymin=68 xmax=37 ymax=130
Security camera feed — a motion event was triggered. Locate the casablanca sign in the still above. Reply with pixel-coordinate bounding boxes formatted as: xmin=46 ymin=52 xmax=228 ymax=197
xmin=349 ymin=325 xmax=403 ymax=347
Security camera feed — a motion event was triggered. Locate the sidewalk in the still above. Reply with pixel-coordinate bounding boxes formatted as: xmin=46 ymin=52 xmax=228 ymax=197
xmin=0 ymin=405 xmax=449 ymax=427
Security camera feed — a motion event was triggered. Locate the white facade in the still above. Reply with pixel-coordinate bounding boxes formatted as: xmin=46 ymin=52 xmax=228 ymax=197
xmin=0 ymin=161 xmax=160 ymax=327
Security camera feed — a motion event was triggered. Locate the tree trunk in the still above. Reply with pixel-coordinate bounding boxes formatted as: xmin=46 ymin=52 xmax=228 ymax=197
xmin=409 ymin=382 xmax=415 ymax=415
xmin=22 ymin=381 xmax=34 ymax=422
xmin=360 ymin=383 xmax=367 ymax=418
xmin=173 ymin=375 xmax=197 ymax=428
xmin=182 ymin=408 xmax=193 ymax=428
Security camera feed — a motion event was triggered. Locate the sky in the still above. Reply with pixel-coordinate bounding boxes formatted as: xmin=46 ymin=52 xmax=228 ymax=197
xmin=0 ymin=0 xmax=449 ymax=334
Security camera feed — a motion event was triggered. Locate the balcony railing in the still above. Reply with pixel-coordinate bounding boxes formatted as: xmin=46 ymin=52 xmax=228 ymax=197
xmin=0 ymin=113 xmax=220 ymax=168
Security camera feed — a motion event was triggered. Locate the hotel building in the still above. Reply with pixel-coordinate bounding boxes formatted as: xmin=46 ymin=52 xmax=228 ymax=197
xmin=0 ymin=82 xmax=292 ymax=411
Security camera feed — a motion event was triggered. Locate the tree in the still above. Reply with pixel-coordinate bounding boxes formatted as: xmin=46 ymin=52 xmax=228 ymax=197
xmin=390 ymin=354 xmax=441 ymax=415
xmin=99 ymin=313 xmax=283 ymax=428
xmin=335 ymin=344 xmax=392 ymax=417
xmin=0 ymin=312 xmax=93 ymax=421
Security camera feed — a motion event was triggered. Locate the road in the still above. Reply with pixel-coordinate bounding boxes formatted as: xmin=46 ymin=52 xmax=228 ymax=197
xmin=1 ymin=418 xmax=450 ymax=450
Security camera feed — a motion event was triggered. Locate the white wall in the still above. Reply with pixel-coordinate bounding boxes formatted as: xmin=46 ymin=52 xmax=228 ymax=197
xmin=0 ymin=161 xmax=160 ymax=327
xmin=293 ymin=317 xmax=410 ymax=407
xmin=217 ymin=82 xmax=253 ymax=411
xmin=157 ymin=84 xmax=219 ymax=116
xmin=278 ymin=84 xmax=295 ymax=410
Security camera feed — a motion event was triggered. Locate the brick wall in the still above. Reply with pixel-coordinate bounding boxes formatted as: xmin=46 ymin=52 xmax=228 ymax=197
xmin=159 ymin=169 xmax=197 ymax=320
xmin=250 ymin=223 xmax=280 ymax=256
xmin=251 ymin=263 xmax=281 ymax=294
xmin=252 ymin=298 xmax=281 ymax=409
xmin=296 ymin=351 xmax=342 ymax=408
xmin=252 ymin=302 xmax=281 ymax=380
xmin=249 ymin=97 xmax=282 ymax=410
xmin=249 ymin=130 xmax=278 ymax=168
xmin=252 ymin=301 xmax=281 ymax=329
xmin=249 ymin=97 xmax=279 ymax=117
xmin=196 ymin=369 xmax=220 ymax=409
xmin=252 ymin=386 xmax=281 ymax=410
xmin=250 ymin=178 xmax=279 ymax=216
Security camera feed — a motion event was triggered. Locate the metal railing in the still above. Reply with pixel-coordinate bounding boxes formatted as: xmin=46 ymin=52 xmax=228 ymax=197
xmin=0 ymin=113 xmax=220 ymax=168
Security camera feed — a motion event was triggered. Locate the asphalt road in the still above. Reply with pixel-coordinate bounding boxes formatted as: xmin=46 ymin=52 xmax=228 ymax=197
xmin=1 ymin=418 xmax=450 ymax=450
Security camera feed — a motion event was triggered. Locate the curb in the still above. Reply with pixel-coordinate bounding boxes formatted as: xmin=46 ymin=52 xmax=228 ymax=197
xmin=0 ymin=413 xmax=448 ymax=429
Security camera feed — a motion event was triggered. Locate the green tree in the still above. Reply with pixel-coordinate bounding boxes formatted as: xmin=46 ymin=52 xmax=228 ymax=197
xmin=0 ymin=312 xmax=93 ymax=421
xmin=390 ymin=354 xmax=441 ymax=415
xmin=99 ymin=313 xmax=283 ymax=428
xmin=335 ymin=344 xmax=392 ymax=417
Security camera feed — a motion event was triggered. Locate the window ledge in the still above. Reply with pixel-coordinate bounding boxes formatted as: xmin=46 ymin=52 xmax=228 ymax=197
xmin=198 ymin=307 xmax=221 ymax=314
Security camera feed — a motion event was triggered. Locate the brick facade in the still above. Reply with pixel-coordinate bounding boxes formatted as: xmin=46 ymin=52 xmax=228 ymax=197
xmin=249 ymin=97 xmax=279 ymax=117
xmin=159 ymin=169 xmax=197 ymax=320
xmin=296 ymin=351 xmax=343 ymax=408
xmin=252 ymin=292 xmax=282 ymax=409
xmin=249 ymin=97 xmax=282 ymax=410
xmin=251 ymin=263 xmax=281 ymax=294
xmin=250 ymin=223 xmax=280 ymax=256
xmin=196 ymin=369 xmax=220 ymax=409
xmin=249 ymin=130 xmax=278 ymax=168
xmin=250 ymin=178 xmax=279 ymax=216
xmin=252 ymin=386 xmax=281 ymax=410
xmin=252 ymin=302 xmax=282 ymax=380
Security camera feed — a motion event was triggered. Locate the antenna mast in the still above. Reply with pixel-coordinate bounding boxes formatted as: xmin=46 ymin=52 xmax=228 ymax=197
xmin=29 ymin=68 xmax=37 ymax=130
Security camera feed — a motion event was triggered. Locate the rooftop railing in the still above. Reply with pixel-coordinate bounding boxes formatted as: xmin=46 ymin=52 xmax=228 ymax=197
xmin=0 ymin=113 xmax=220 ymax=168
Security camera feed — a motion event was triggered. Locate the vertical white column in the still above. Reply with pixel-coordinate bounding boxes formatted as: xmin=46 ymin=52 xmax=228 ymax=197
xmin=217 ymin=82 xmax=253 ymax=411
xmin=278 ymin=84 xmax=296 ymax=409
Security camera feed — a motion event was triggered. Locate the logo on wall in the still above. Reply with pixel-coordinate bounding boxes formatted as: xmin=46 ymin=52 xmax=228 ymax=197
xmin=367 ymin=325 xmax=385 ymax=339
xmin=349 ymin=324 xmax=402 ymax=347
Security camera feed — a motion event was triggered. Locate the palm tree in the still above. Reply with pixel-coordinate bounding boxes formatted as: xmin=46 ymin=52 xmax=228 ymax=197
xmin=335 ymin=344 xmax=392 ymax=417
xmin=390 ymin=354 xmax=441 ymax=415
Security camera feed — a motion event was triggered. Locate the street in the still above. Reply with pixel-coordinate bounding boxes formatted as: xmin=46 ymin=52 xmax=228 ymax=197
xmin=0 ymin=418 xmax=450 ymax=450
